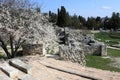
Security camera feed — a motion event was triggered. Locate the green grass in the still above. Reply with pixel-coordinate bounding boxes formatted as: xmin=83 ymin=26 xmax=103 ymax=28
xmin=95 ymin=32 xmax=120 ymax=46
xmin=86 ymin=48 xmax=120 ymax=72
xmin=107 ymin=48 xmax=120 ymax=57
xmin=86 ymin=54 xmax=120 ymax=72
xmin=110 ymin=31 xmax=120 ymax=37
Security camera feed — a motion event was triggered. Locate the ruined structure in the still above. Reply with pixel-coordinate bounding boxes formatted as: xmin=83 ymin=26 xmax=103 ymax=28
xmin=22 ymin=44 xmax=43 ymax=55
xmin=0 ymin=0 xmax=107 ymax=65
xmin=58 ymin=27 xmax=107 ymax=63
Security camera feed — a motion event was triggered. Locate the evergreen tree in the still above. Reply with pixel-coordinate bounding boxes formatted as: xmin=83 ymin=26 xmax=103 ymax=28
xmin=103 ymin=16 xmax=110 ymax=29
xmin=49 ymin=11 xmax=57 ymax=23
xmin=78 ymin=16 xmax=86 ymax=28
xmin=57 ymin=6 xmax=67 ymax=27
xmin=86 ymin=17 xmax=96 ymax=30
xmin=71 ymin=14 xmax=80 ymax=29
xmin=95 ymin=16 xmax=102 ymax=29
xmin=110 ymin=12 xmax=120 ymax=30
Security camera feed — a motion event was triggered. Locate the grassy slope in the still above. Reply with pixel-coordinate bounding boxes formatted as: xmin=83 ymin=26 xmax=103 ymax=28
xmin=86 ymin=32 xmax=120 ymax=72
xmin=86 ymin=48 xmax=120 ymax=72
xmin=86 ymin=55 xmax=120 ymax=72
xmin=94 ymin=32 xmax=120 ymax=46
xmin=107 ymin=48 xmax=120 ymax=57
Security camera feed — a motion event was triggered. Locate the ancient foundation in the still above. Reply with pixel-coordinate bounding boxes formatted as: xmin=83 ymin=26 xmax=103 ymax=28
xmin=22 ymin=44 xmax=43 ymax=55
xmin=59 ymin=46 xmax=86 ymax=66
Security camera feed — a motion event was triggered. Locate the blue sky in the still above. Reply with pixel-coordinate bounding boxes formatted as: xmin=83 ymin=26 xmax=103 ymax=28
xmin=31 ymin=0 xmax=120 ymax=18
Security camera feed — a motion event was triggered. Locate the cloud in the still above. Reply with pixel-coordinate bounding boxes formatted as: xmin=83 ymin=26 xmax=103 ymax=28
xmin=102 ymin=6 xmax=111 ymax=10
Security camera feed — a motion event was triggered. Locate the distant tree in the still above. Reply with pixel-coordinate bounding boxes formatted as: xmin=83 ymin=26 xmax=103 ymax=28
xmin=66 ymin=12 xmax=72 ymax=27
xmin=71 ymin=14 xmax=80 ymax=29
xmin=78 ymin=16 xmax=86 ymax=28
xmin=95 ymin=16 xmax=102 ymax=29
xmin=86 ymin=17 xmax=96 ymax=30
xmin=49 ymin=11 xmax=57 ymax=23
xmin=110 ymin=12 xmax=120 ymax=30
xmin=103 ymin=16 xmax=110 ymax=29
xmin=57 ymin=6 xmax=68 ymax=27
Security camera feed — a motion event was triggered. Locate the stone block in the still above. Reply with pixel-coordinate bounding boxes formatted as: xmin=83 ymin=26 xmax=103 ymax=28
xmin=9 ymin=59 xmax=32 ymax=74
xmin=22 ymin=44 xmax=43 ymax=55
xmin=0 ymin=63 xmax=19 ymax=78
xmin=101 ymin=44 xmax=107 ymax=57
xmin=18 ymin=74 xmax=38 ymax=80
xmin=0 ymin=75 xmax=13 ymax=80
xmin=60 ymin=45 xmax=86 ymax=66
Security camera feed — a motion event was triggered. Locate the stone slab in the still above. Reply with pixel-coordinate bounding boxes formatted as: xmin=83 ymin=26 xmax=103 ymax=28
xmin=9 ymin=59 xmax=32 ymax=74
xmin=0 ymin=75 xmax=13 ymax=80
xmin=18 ymin=74 xmax=38 ymax=80
xmin=45 ymin=54 xmax=60 ymax=59
xmin=0 ymin=63 xmax=19 ymax=78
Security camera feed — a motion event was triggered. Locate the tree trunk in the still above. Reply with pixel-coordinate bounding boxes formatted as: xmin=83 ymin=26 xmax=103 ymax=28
xmin=10 ymin=35 xmax=15 ymax=58
xmin=14 ymin=39 xmax=25 ymax=56
xmin=0 ymin=37 xmax=11 ymax=59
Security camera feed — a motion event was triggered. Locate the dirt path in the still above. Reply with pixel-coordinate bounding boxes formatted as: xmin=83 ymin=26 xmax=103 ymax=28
xmin=107 ymin=46 xmax=120 ymax=50
xmin=0 ymin=56 xmax=120 ymax=80
xmin=110 ymin=58 xmax=120 ymax=69
xmin=38 ymin=58 xmax=120 ymax=80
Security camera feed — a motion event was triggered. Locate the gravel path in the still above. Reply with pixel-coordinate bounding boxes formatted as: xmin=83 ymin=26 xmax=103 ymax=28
xmin=39 ymin=58 xmax=120 ymax=80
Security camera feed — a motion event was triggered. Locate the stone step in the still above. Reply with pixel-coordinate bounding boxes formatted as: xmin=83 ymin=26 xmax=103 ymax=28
xmin=0 ymin=75 xmax=13 ymax=80
xmin=9 ymin=59 xmax=32 ymax=74
xmin=45 ymin=54 xmax=60 ymax=59
xmin=18 ymin=74 xmax=38 ymax=80
xmin=0 ymin=63 xmax=19 ymax=78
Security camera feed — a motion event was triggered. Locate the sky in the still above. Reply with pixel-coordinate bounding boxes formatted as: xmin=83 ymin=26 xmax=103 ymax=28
xmin=31 ymin=0 xmax=120 ymax=18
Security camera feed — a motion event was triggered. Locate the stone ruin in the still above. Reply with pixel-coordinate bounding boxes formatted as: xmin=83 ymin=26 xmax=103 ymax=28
xmin=60 ymin=45 xmax=86 ymax=65
xmin=86 ymin=42 xmax=107 ymax=56
xmin=58 ymin=27 xmax=107 ymax=61
xmin=21 ymin=25 xmax=107 ymax=66
xmin=0 ymin=0 xmax=107 ymax=67
xmin=18 ymin=14 xmax=107 ymax=66
xmin=22 ymin=44 xmax=43 ymax=55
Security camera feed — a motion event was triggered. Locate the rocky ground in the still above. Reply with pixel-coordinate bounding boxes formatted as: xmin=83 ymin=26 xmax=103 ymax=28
xmin=110 ymin=58 xmax=120 ymax=69
xmin=0 ymin=55 xmax=120 ymax=80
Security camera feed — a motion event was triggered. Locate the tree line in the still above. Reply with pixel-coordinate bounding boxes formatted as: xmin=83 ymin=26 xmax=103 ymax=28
xmin=49 ymin=6 xmax=120 ymax=30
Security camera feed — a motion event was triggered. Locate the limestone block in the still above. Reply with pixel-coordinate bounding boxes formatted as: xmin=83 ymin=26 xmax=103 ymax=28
xmin=18 ymin=74 xmax=38 ymax=80
xmin=22 ymin=44 xmax=43 ymax=55
xmin=101 ymin=44 xmax=107 ymax=57
xmin=9 ymin=59 xmax=32 ymax=74
xmin=0 ymin=75 xmax=13 ymax=80
xmin=0 ymin=63 xmax=19 ymax=78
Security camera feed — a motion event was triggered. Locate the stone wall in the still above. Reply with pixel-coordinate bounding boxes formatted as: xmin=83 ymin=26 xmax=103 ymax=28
xmin=61 ymin=28 xmax=107 ymax=56
xmin=86 ymin=42 xmax=107 ymax=56
xmin=22 ymin=44 xmax=43 ymax=55
xmin=59 ymin=45 xmax=86 ymax=66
